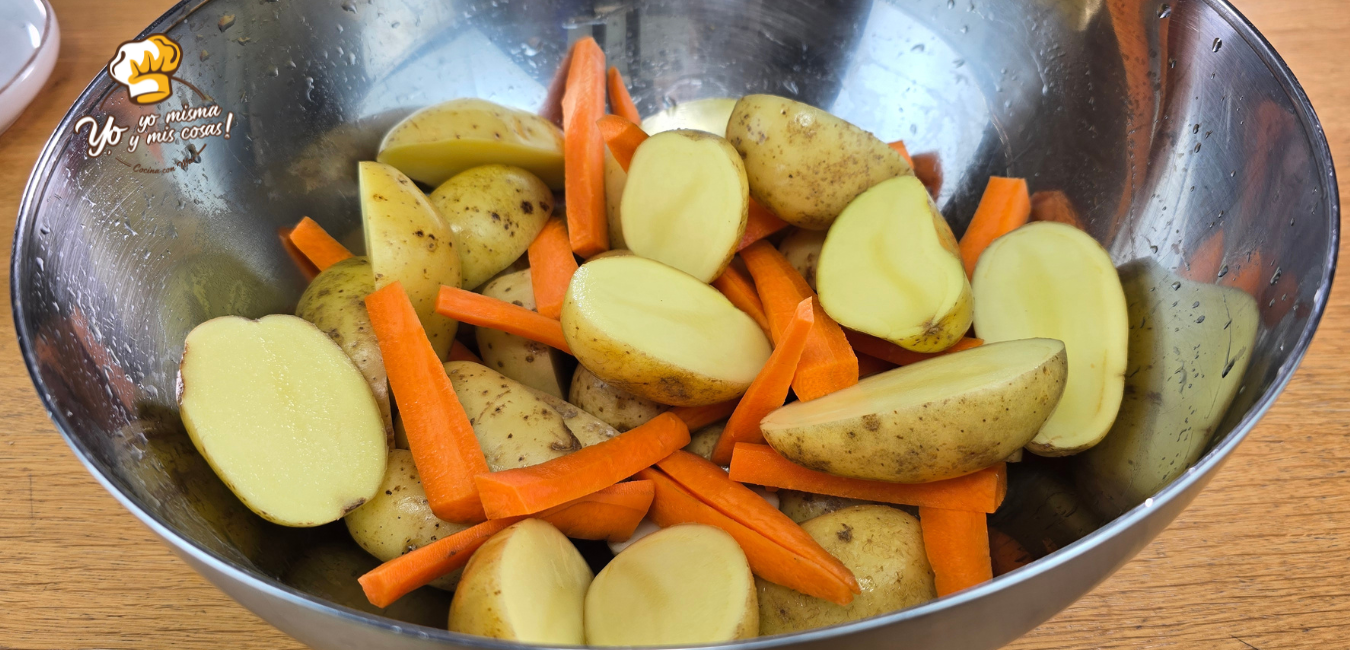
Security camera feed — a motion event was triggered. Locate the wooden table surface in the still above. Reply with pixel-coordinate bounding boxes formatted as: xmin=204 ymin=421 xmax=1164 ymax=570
xmin=1 ymin=1 xmax=1346 ymax=648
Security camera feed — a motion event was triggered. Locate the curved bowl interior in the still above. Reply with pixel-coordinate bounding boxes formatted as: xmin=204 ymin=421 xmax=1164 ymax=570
xmin=11 ymin=0 xmax=1337 ymax=648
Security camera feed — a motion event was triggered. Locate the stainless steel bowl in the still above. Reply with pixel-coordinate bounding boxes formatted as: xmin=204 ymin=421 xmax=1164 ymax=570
xmin=12 ymin=0 xmax=1337 ymax=648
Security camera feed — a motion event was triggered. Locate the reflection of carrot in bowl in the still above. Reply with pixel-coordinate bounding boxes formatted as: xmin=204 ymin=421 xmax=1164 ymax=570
xmin=1030 ymin=190 xmax=1081 ymax=229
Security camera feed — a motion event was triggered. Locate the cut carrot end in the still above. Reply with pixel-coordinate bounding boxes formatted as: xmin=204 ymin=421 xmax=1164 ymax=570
xmin=958 ymin=176 xmax=1030 ymax=278
xmin=435 ymin=285 xmax=572 ymax=355
xmin=289 ymin=217 xmax=354 ymax=271
xmin=562 ymin=37 xmax=609 ymax=257
xmin=606 ymin=66 xmax=642 ymax=124
xmin=527 ymin=218 xmax=579 ymax=320
xmin=920 ymin=506 xmax=993 ymax=597
xmin=737 ymin=199 xmax=790 ymax=251
xmin=887 ymin=140 xmax=915 ymax=167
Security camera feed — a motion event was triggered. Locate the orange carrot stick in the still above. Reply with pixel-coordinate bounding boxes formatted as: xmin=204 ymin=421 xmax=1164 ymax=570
xmin=656 ymin=450 xmax=858 ymax=592
xmin=539 ymin=46 xmax=575 ymax=126
xmin=712 ymin=265 xmax=771 ymax=336
xmin=710 ymin=299 xmax=814 ymax=464
xmin=562 ymin=37 xmax=608 ymax=257
xmin=920 ymin=506 xmax=993 ymax=596
xmin=597 ymin=114 xmax=649 ymax=172
xmin=856 ymin=351 xmax=896 ymax=379
xmin=474 ymin=412 xmax=690 ymax=518
xmin=289 ymin=217 xmax=354 ymax=271
xmin=436 ymin=286 xmax=571 ymax=354
xmin=736 ymin=199 xmax=790 ymax=251
xmin=912 ymin=152 xmax=943 ymax=198
xmin=359 ymin=516 xmax=523 ymax=608
xmin=989 ymin=527 xmax=1034 ymax=577
xmin=539 ymin=480 xmax=654 ymax=542
xmin=667 ymin=399 xmax=739 ymax=431
xmin=845 ymin=330 xmax=984 ymax=367
xmin=887 ymin=140 xmax=916 ymax=167
xmin=729 ymin=444 xmax=1007 ymax=514
xmin=638 ymin=467 xmax=855 ymax=605
xmin=1029 ymin=190 xmax=1080 ymax=228
xmin=278 ymin=227 xmax=319 ymax=281
xmin=448 ymin=340 xmax=482 ymax=364
xmin=959 ymin=177 xmax=1031 ymax=277
xmin=606 ymin=67 xmax=642 ymax=124
xmin=527 ymin=218 xmax=579 ymax=320
xmin=740 ymin=241 xmax=857 ymax=401
xmin=365 ymin=283 xmax=489 ymax=523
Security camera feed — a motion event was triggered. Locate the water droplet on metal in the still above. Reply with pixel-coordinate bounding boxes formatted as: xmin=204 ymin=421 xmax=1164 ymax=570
xmin=1270 ymin=267 xmax=1281 ymax=285
xmin=267 ymin=66 xmax=279 ymax=77
xmin=38 ymin=225 xmax=49 ymax=235
xmin=1171 ymin=281 xmax=1182 ymax=290
xmin=1169 ymin=58 xmax=1176 ymax=69
xmin=34 ymin=257 xmax=43 ymax=272
xmin=218 ymin=14 xmax=235 ymax=31
xmin=1212 ymin=37 xmax=1223 ymax=52
xmin=910 ymin=43 xmax=926 ymax=53
xmin=1194 ymin=143 xmax=1202 ymax=153
xmin=1158 ymin=3 xmax=1171 ymax=18
xmin=341 ymin=0 xmax=357 ymax=12
xmin=1217 ymin=265 xmax=1228 ymax=278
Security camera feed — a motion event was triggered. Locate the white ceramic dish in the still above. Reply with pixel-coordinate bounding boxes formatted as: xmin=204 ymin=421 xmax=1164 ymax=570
xmin=0 ymin=0 xmax=57 ymax=135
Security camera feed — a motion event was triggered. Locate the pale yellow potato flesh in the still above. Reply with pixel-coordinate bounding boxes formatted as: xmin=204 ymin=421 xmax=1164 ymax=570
xmin=621 ymin=130 xmax=748 ymax=282
xmin=448 ymin=519 xmax=592 ymax=644
xmin=178 ymin=315 xmax=387 ymax=527
xmin=972 ymin=221 xmax=1129 ymax=456
xmin=359 ymin=161 xmax=460 ymax=359
xmin=641 ymin=97 xmax=738 ymax=135
xmin=778 ymin=228 xmax=827 ymax=291
xmin=585 ymin=524 xmax=757 ymax=646
xmin=475 ymin=269 xmax=570 ymax=398
xmin=603 ymin=147 xmax=628 ymax=249
xmin=562 ymin=256 xmax=772 ymax=406
xmin=377 ymin=98 xmax=565 ymax=188
xmin=761 ymin=338 xmax=1067 ymax=483
xmin=427 ymin=164 xmax=553 ymax=290
xmin=817 ymin=175 xmax=972 ymax=353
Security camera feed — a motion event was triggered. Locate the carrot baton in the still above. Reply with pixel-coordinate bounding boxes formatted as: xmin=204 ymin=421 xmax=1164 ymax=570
xmin=1030 ymin=189 xmax=1081 ymax=228
xmin=606 ymin=67 xmax=642 ymax=124
xmin=596 ymin=114 xmax=649 ymax=172
xmin=474 ymin=412 xmax=690 ymax=518
xmin=959 ymin=176 xmax=1030 ymax=278
xmin=436 ymin=286 xmax=572 ymax=354
xmin=920 ymin=506 xmax=993 ymax=596
xmin=359 ymin=516 xmax=524 ymax=608
xmin=278 ymin=226 xmax=319 ymax=281
xmin=539 ymin=45 xmax=575 ymax=126
xmin=539 ymin=480 xmax=654 ymax=542
xmin=887 ymin=140 xmax=916 ymax=167
xmin=736 ymin=199 xmax=790 ymax=251
xmin=366 ymin=282 xmax=490 ymax=523
xmin=289 ymin=216 xmax=354 ymax=271
xmin=845 ymin=330 xmax=983 ymax=367
xmin=729 ymin=444 xmax=1007 ymax=514
xmin=712 ymin=265 xmax=771 ymax=337
xmin=562 ymin=37 xmax=609 ymax=257
xmin=527 ymin=218 xmax=579 ymax=320
xmin=710 ymin=298 xmax=813 ymax=464
xmin=667 ymin=399 xmax=739 ymax=431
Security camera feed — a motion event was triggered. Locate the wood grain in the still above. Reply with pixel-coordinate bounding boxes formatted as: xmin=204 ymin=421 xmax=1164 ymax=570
xmin=0 ymin=1 xmax=1345 ymax=649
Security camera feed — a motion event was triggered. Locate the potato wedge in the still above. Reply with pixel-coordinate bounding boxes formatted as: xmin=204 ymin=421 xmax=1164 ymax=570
xmin=620 ymin=129 xmax=748 ymax=282
xmin=344 ymin=449 xmax=468 ymax=589
xmin=585 ymin=524 xmax=757 ymax=646
xmin=449 ymin=519 xmax=592 ymax=644
xmin=427 ymin=164 xmax=553 ymax=290
xmin=758 ymin=506 xmax=935 ymax=635
xmin=475 ymin=269 xmax=572 ymax=398
xmin=761 ymin=338 xmax=1067 ymax=483
xmin=682 ymin=421 xmax=726 ymax=461
xmin=778 ymin=228 xmax=826 ymax=291
xmin=604 ymin=147 xmax=628 ymax=249
xmin=726 ymin=94 xmax=910 ymax=230
xmin=178 ymin=315 xmax=386 ymax=527
xmin=378 ymin=98 xmax=565 ymax=188
xmin=444 ymin=360 xmax=580 ymax=470
xmin=641 ymin=97 xmax=738 ymax=135
xmin=562 ymin=256 xmax=772 ymax=406
xmin=817 ymin=175 xmax=972 ymax=353
xmin=569 ymin=365 xmax=668 ymax=432
xmin=972 ymin=221 xmax=1129 ymax=456
xmin=360 ymin=161 xmax=460 ymax=359
xmin=295 ymin=256 xmax=392 ymax=444
xmin=777 ymin=491 xmax=877 ymax=524
xmin=523 ymin=386 xmax=622 ymax=448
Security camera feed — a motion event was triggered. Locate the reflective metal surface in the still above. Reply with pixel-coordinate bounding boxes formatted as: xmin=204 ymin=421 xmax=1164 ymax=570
xmin=11 ymin=0 xmax=1337 ymax=648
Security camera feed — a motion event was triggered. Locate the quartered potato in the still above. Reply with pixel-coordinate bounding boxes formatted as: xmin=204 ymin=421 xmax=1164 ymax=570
xmin=760 ymin=339 xmax=1067 ymax=483
xmin=444 ymin=361 xmax=580 ymax=470
xmin=778 ymin=228 xmax=827 ymax=291
xmin=295 ymin=256 xmax=391 ymax=444
xmin=682 ymin=421 xmax=726 ymax=461
xmin=449 ymin=519 xmax=592 ymax=644
xmin=585 ymin=524 xmax=757 ymax=646
xmin=476 ymin=269 xmax=572 ymax=399
xmin=344 ymin=449 xmax=468 ymax=590
xmin=378 ymin=98 xmax=565 ymax=189
xmin=621 ymin=129 xmax=749 ymax=282
xmin=817 ymin=175 xmax=973 ymax=353
xmin=569 ymin=364 xmax=668 ymax=432
xmin=562 ymin=256 xmax=773 ymax=406
xmin=1076 ymin=259 xmax=1259 ymax=517
xmin=360 ymin=161 xmax=460 ymax=359
xmin=427 ymin=164 xmax=553 ymax=290
xmin=178 ymin=315 xmax=387 ymax=527
xmin=726 ymin=94 xmax=911 ymax=230
xmin=972 ymin=221 xmax=1129 ymax=456
xmin=758 ymin=506 xmax=935 ymax=635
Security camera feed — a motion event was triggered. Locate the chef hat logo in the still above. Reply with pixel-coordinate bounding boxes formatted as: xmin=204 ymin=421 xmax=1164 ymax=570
xmin=108 ymin=35 xmax=182 ymax=105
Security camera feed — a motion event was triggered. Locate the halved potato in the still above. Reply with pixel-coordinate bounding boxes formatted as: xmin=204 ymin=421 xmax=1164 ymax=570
xmin=761 ymin=339 xmax=1067 ymax=483
xmin=178 ymin=315 xmax=387 ymax=527
xmin=476 ymin=269 xmax=572 ymax=398
xmin=777 ymin=491 xmax=877 ymax=524
xmin=448 ymin=518 xmax=592 ymax=644
xmin=585 ymin=524 xmax=757 ymax=646
xmin=778 ymin=228 xmax=827 ymax=291
xmin=726 ymin=94 xmax=910 ymax=230
xmin=427 ymin=164 xmax=553 ymax=290
xmin=641 ymin=97 xmax=738 ymax=135
xmin=295 ymin=256 xmax=391 ymax=443
xmin=620 ymin=130 xmax=748 ymax=282
xmin=377 ymin=98 xmax=565 ymax=188
xmin=817 ymin=175 xmax=972 ymax=353
xmin=562 ymin=256 xmax=772 ymax=406
xmin=971 ymin=221 xmax=1129 ymax=456
xmin=444 ymin=361 xmax=580 ymax=470
xmin=360 ymin=161 xmax=460 ymax=359
xmin=569 ymin=364 xmax=668 ymax=432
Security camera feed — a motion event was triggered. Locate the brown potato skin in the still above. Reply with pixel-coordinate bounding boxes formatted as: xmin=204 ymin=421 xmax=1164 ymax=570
xmin=776 ymin=491 xmax=877 ymax=524
xmin=569 ymin=365 xmax=668 ymax=432
xmin=757 ymin=506 xmax=935 ymax=635
xmin=427 ymin=164 xmax=553 ymax=290
xmin=683 ymin=422 xmax=726 ymax=461
xmin=777 ymin=228 xmax=826 ymax=291
xmin=476 ymin=269 xmax=571 ymax=399
xmin=443 ymin=361 xmax=580 ymax=471
xmin=726 ymin=95 xmax=910 ymax=230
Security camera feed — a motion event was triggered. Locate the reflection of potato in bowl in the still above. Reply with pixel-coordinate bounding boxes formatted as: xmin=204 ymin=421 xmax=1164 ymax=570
xmin=108 ymin=35 xmax=181 ymax=104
